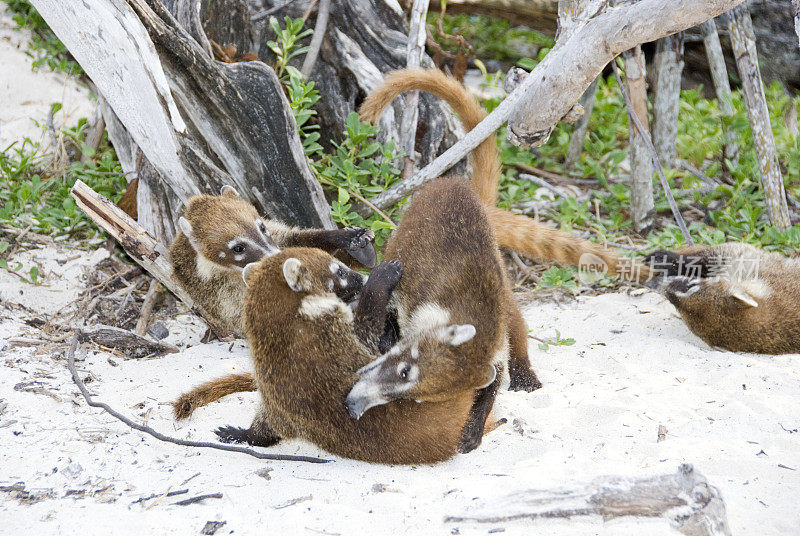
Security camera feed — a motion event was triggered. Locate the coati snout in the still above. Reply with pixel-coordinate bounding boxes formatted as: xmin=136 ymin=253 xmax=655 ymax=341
xmin=178 ymin=185 xmax=280 ymax=270
xmin=346 ymin=324 xmax=477 ymax=420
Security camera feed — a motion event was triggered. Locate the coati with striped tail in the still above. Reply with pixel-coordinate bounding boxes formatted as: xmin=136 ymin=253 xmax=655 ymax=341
xmin=645 ymin=243 xmax=800 ymax=354
xmin=169 ymin=185 xmax=376 ymax=334
xmin=357 ymin=68 xmax=651 ymax=283
xmin=213 ymin=247 xmax=488 ymax=463
xmin=179 ymin=178 xmax=537 ymax=458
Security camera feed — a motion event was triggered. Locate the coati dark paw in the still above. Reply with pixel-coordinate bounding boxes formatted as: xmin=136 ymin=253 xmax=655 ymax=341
xmin=344 ymin=227 xmax=377 ymax=268
xmin=369 ymin=259 xmax=403 ymax=293
xmin=665 ymin=276 xmax=702 ymax=297
xmin=214 ymin=425 xmax=250 ymax=444
xmin=508 ymin=367 xmax=542 ymax=392
xmin=458 ymin=423 xmax=484 ymax=454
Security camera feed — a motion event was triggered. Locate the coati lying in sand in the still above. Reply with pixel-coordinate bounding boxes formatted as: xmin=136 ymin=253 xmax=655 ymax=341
xmin=646 ymin=242 xmax=800 ymax=354
xmin=169 ymin=185 xmax=375 ymax=334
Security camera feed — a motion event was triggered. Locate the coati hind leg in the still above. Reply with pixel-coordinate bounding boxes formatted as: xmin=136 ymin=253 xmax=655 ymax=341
xmin=353 ymin=260 xmax=403 ymax=352
xmin=215 ymin=406 xmax=281 ymax=447
xmin=506 ymin=296 xmax=542 ymax=392
xmin=458 ymin=364 xmax=503 ymax=454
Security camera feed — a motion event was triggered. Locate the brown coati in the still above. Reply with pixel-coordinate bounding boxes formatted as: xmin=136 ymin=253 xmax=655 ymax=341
xmin=358 ymin=68 xmax=651 ymax=283
xmin=645 ymin=242 xmax=800 ymax=354
xmin=182 ymin=178 xmax=538 ymax=456
xmin=169 ymin=185 xmax=375 ymax=334
xmin=214 ymin=247 xmax=487 ymax=464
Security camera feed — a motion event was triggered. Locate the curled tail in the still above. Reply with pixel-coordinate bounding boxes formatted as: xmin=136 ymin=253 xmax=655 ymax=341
xmin=360 ymin=68 xmax=651 ymax=282
xmin=173 ymin=373 xmax=255 ymax=420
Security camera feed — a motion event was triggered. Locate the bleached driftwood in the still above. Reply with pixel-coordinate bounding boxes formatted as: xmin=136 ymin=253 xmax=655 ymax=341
xmin=622 ymin=46 xmax=655 ymax=234
xmin=795 ymin=0 xmax=800 ymax=48
xmin=399 ymin=0 xmax=430 ymax=178
xmin=565 ymin=77 xmax=598 ymax=170
xmin=445 ymin=464 xmax=731 ymax=536
xmin=356 ymin=0 xmax=747 ymax=215
xmin=70 ymin=179 xmax=232 ymax=338
xmin=32 ymin=0 xmax=335 ymax=245
xmin=700 ymin=19 xmax=738 ymax=167
xmin=726 ymin=5 xmax=790 ymax=230
xmin=78 ymin=325 xmax=178 ymax=359
xmin=300 ymin=0 xmax=330 ymax=77
xmin=652 ymin=32 xmax=684 ymax=169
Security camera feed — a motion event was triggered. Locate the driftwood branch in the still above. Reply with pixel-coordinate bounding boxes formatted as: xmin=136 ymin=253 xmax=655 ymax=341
xmin=612 ymin=61 xmax=693 ymax=245
xmin=565 ymin=77 xmax=598 ymax=170
xmin=622 ymin=45 xmax=655 ymax=234
xmin=356 ymin=0 xmax=746 ymax=215
xmin=700 ymin=19 xmax=738 ymax=167
xmin=66 ymin=333 xmax=328 ymax=463
xmin=795 ymin=0 xmax=800 ymax=48
xmin=399 ymin=0 xmax=430 ymax=178
xmin=300 ymin=0 xmax=330 ymax=77
xmin=79 ymin=325 xmax=177 ymax=359
xmin=70 ymin=179 xmax=232 ymax=337
xmin=134 ymin=279 xmax=160 ymax=337
xmin=445 ymin=464 xmax=731 ymax=536
xmin=725 ymin=6 xmax=790 ymax=230
xmin=652 ymin=32 xmax=684 ymax=169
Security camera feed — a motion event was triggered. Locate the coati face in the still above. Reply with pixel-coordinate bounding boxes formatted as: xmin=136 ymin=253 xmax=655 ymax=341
xmin=244 ymin=248 xmax=366 ymax=303
xmin=662 ymin=276 xmax=764 ymax=313
xmin=179 ymin=186 xmax=280 ymax=270
xmin=345 ymin=324 xmax=477 ymax=419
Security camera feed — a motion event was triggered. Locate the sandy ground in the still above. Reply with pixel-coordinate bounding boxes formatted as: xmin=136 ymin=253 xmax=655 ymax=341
xmin=0 ymin=9 xmax=94 ymax=149
xmin=1 ymin=242 xmax=798 ymax=536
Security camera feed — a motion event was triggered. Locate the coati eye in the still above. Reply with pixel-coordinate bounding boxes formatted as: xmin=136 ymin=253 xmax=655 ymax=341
xmin=399 ymin=365 xmax=411 ymax=380
xmin=232 ymin=244 xmax=246 ymax=254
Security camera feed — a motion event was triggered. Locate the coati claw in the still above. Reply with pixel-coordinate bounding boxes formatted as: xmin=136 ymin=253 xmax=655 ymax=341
xmin=344 ymin=227 xmax=377 ymax=268
xmin=508 ymin=367 xmax=543 ymax=392
xmin=214 ymin=425 xmax=251 ymax=444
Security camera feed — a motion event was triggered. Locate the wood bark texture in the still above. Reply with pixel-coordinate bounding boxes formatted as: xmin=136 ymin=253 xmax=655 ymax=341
xmin=32 ymin=0 xmax=335 ymax=245
xmin=700 ymin=19 xmax=739 ymax=166
xmin=623 ymin=46 xmax=655 ymax=234
xmin=445 ymin=464 xmax=732 ymax=536
xmin=399 ymin=0 xmax=430 ymax=178
xmin=726 ymin=5 xmax=790 ymax=229
xmin=652 ymin=32 xmax=684 ymax=169
xmin=565 ymin=77 xmax=598 ymax=169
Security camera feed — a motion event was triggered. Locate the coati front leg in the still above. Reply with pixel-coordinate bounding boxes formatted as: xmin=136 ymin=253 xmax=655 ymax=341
xmin=353 ymin=260 xmax=403 ymax=352
xmin=215 ymin=406 xmax=281 ymax=447
xmin=458 ymin=364 xmax=503 ymax=454
xmin=276 ymin=226 xmax=377 ymax=268
xmin=506 ymin=294 xmax=542 ymax=392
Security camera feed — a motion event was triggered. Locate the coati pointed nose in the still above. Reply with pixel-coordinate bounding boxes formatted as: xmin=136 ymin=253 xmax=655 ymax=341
xmin=345 ymin=379 xmax=386 ymax=420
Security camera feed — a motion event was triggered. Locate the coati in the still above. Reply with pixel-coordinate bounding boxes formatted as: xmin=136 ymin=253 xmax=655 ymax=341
xmin=179 ymin=178 xmax=536 ymax=457
xmin=169 ymin=185 xmax=375 ymax=334
xmin=358 ymin=68 xmax=651 ymax=283
xmin=645 ymin=242 xmax=800 ymax=354
xmin=213 ymin=246 xmax=486 ymax=464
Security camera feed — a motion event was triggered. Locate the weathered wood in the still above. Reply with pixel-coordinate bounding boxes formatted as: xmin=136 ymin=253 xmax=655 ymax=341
xmin=726 ymin=5 xmax=790 ymax=229
xmin=399 ymin=0 xmax=430 ymax=178
xmin=652 ymin=33 xmax=684 ymax=169
xmin=33 ymin=0 xmax=335 ymax=247
xmin=80 ymin=106 xmax=107 ymax=164
xmin=565 ymin=77 xmax=598 ymax=170
xmin=300 ymin=0 xmax=330 ymax=77
xmin=78 ymin=325 xmax=178 ymax=359
xmin=70 ymin=179 xmax=233 ymax=338
xmin=622 ymin=46 xmax=654 ymax=234
xmin=445 ymin=464 xmax=731 ymax=536
xmin=795 ymin=0 xmax=800 ymax=48
xmin=356 ymin=0 xmax=747 ymax=215
xmin=700 ymin=19 xmax=738 ymax=167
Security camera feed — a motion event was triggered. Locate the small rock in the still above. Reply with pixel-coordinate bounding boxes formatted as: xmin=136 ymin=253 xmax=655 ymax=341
xmin=256 ymin=468 xmax=272 ymax=480
xmin=657 ymin=424 xmax=668 ymax=443
xmin=148 ymin=323 xmax=169 ymax=341
xmin=62 ymin=462 xmax=83 ymax=478
xmin=371 ymin=483 xmax=387 ymax=493
xmin=512 ymin=418 xmax=526 ymax=435
xmin=200 ymin=521 xmax=226 ymax=535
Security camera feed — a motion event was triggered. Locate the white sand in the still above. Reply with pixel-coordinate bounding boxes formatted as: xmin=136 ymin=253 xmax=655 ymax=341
xmin=1 ymin=242 xmax=798 ymax=535
xmin=0 ymin=10 xmax=93 ymax=149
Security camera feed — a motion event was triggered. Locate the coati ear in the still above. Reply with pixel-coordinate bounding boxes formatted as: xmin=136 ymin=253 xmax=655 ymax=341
xmin=220 ymin=185 xmax=240 ymax=198
xmin=730 ymin=286 xmax=759 ymax=307
xmin=438 ymin=324 xmax=476 ymax=346
xmin=242 ymin=262 xmax=259 ymax=286
xmin=177 ymin=216 xmax=200 ymax=251
xmin=282 ymin=258 xmax=310 ymax=292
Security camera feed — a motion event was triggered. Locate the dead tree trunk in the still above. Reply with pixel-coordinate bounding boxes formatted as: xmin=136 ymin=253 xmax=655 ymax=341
xmin=623 ymin=46 xmax=655 ymax=234
xmin=565 ymin=77 xmax=598 ymax=170
xmin=726 ymin=5 xmax=790 ymax=229
xmin=700 ymin=19 xmax=738 ymax=168
xmin=32 ymin=0 xmax=335 ymax=245
xmin=652 ymin=33 xmax=684 ymax=169
xmin=445 ymin=464 xmax=731 ymax=536
xmin=400 ymin=0 xmax=430 ymax=179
